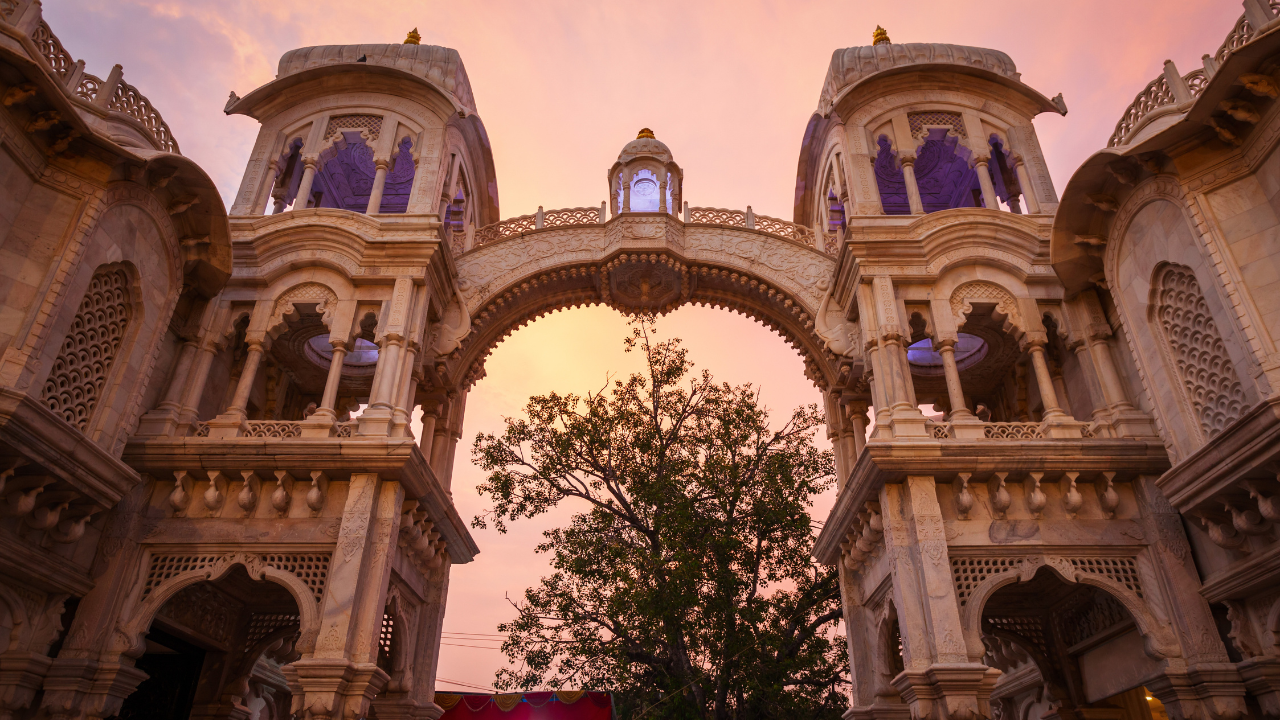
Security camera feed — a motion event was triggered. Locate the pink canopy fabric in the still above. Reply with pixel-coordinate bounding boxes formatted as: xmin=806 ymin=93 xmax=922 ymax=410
xmin=437 ymin=691 xmax=613 ymax=720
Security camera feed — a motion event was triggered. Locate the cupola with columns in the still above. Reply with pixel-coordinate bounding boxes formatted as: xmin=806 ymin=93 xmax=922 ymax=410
xmin=609 ymin=128 xmax=683 ymax=215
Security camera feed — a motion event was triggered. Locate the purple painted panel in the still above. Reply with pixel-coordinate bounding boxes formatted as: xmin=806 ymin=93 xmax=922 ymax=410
xmin=874 ymin=135 xmax=910 ymax=215
xmin=313 ymin=131 xmax=376 ymax=212
xmin=311 ymin=132 xmax=417 ymax=214
xmin=913 ymin=129 xmax=980 ymax=212
xmin=379 ymin=137 xmax=416 ymax=213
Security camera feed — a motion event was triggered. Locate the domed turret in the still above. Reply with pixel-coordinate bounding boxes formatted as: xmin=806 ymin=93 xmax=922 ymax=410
xmin=608 ymin=128 xmax=682 ymax=216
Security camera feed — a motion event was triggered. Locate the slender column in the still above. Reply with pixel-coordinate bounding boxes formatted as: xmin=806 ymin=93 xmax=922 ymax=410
xmin=900 ymin=156 xmax=925 ymax=214
xmin=177 ymin=342 xmax=219 ymax=423
xmin=314 ymin=341 xmax=348 ymax=420
xmin=224 ymin=340 xmax=265 ymax=418
xmin=1051 ymin=370 xmax=1073 ymax=417
xmin=1088 ymin=335 xmax=1134 ymax=411
xmin=370 ymin=338 xmax=404 ymax=412
xmin=974 ymin=159 xmax=999 ymax=210
xmin=1013 ymin=160 xmax=1041 ymax=214
xmin=846 ymin=400 xmax=868 ymax=459
xmin=938 ymin=340 xmax=974 ymax=419
xmin=390 ymin=346 xmax=418 ymax=437
xmin=621 ymin=180 xmax=631 ymax=213
xmin=254 ymin=166 xmax=281 ymax=215
xmin=1072 ymin=343 xmax=1110 ymax=422
xmin=882 ymin=334 xmax=912 ymax=411
xmin=1027 ymin=343 xmax=1066 ymax=419
xmin=419 ymin=405 xmax=439 ymax=459
xmin=366 ymin=159 xmax=390 ymax=214
xmin=657 ymin=176 xmax=668 ymax=213
xmin=156 ymin=341 xmax=199 ymax=412
xmin=294 ymin=157 xmax=319 ymax=210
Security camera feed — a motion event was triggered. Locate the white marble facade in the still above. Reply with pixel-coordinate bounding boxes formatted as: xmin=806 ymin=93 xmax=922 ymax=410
xmin=3 ymin=2 xmax=1280 ymax=719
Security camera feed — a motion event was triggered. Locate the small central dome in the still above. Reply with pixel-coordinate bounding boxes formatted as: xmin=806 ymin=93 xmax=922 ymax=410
xmin=618 ymin=128 xmax=673 ymax=164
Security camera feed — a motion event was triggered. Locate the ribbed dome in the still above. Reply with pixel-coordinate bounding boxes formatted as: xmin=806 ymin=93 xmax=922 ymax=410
xmin=618 ymin=129 xmax=673 ymax=164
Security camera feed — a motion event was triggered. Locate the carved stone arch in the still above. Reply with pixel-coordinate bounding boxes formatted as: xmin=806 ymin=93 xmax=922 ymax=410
xmin=948 ymin=280 xmax=1026 ymax=341
xmin=453 ymin=264 xmax=839 ymax=391
xmin=1103 ymin=175 xmax=1192 ymax=286
xmin=957 ymin=555 xmax=1180 ymax=666
xmin=116 ymin=552 xmax=322 ymax=661
xmin=266 ymin=282 xmax=340 ymax=338
xmin=873 ymin=596 xmax=904 ymax=694
xmin=97 ymin=183 xmax=184 ymax=285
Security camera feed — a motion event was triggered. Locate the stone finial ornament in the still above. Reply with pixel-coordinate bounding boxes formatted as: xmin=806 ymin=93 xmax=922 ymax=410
xmin=636 ymin=127 xmax=656 ymax=139
xmin=872 ymin=26 xmax=891 ymax=45
xmin=404 ymin=27 xmax=421 ymax=45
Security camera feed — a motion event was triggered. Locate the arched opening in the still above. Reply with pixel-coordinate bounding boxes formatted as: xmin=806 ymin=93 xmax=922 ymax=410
xmin=116 ymin=565 xmax=302 ymax=720
xmin=313 ymin=131 xmax=378 ymax=212
xmin=980 ymin=567 xmax=1166 ymax=720
xmin=264 ymin=305 xmax=378 ymax=422
xmin=433 ymin=301 xmax=836 ymax=694
xmin=987 ymin=135 xmax=1023 ymax=214
xmin=269 ymin=138 xmax=304 ymax=214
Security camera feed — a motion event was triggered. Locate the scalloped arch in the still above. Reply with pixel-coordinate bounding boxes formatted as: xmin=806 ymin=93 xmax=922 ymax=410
xmin=957 ymin=555 xmax=1180 ymax=664
xmin=115 ymin=553 xmax=321 ymax=661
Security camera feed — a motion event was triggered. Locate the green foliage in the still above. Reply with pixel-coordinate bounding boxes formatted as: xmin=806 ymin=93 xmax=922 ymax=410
xmin=472 ymin=324 xmax=849 ymax=720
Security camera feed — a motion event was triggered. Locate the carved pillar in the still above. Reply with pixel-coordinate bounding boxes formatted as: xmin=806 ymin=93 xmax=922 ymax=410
xmin=884 ymin=478 xmax=996 ymax=720
xmin=845 ymin=124 xmax=884 ymax=215
xmin=225 ymin=339 xmax=265 ymax=419
xmin=938 ymin=341 xmax=972 ymax=420
xmin=872 ymin=277 xmax=926 ymax=436
xmin=973 ymin=158 xmax=998 ymax=210
xmin=294 ymin=157 xmax=319 ymax=210
xmin=314 ymin=341 xmax=348 ymax=421
xmin=1013 ymin=159 xmax=1041 ymax=214
xmin=1134 ymin=481 xmax=1247 ymax=720
xmin=296 ymin=474 xmax=397 ymax=720
xmin=900 ymin=156 xmax=925 ymax=215
xmin=365 ymin=159 xmax=390 ymax=214
xmin=1027 ymin=343 xmax=1065 ymax=419
xmin=846 ymin=399 xmax=868 ymax=461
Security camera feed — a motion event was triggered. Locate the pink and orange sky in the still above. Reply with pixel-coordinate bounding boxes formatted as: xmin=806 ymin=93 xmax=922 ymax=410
xmin=46 ymin=0 xmax=1232 ymax=692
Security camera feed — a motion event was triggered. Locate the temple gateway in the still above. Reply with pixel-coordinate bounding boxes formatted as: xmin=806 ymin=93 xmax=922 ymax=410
xmin=2 ymin=1 xmax=1280 ymax=718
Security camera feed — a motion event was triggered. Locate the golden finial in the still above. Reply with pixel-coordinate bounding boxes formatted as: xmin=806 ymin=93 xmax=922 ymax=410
xmin=636 ymin=128 xmax=655 ymax=139
xmin=404 ymin=28 xmax=421 ymax=45
xmin=872 ymin=26 xmax=890 ymax=46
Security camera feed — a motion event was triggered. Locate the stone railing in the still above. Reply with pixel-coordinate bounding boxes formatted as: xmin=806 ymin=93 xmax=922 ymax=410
xmin=924 ymin=420 xmax=1100 ymax=440
xmin=1107 ymin=5 xmax=1276 ymax=148
xmin=983 ymin=422 xmax=1047 ymax=440
xmin=31 ymin=19 xmax=74 ymax=80
xmin=243 ymin=421 xmax=303 ymax=439
xmin=468 ymin=204 xmax=824 ymax=254
xmin=15 ymin=14 xmax=180 ymax=153
xmin=336 ymin=421 xmax=357 ymax=438
xmin=686 ymin=206 xmax=819 ymax=251
xmin=191 ymin=421 xmax=303 ymax=438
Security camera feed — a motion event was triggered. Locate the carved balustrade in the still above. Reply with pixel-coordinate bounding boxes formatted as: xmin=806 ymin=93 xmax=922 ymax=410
xmin=7 ymin=12 xmax=180 ymax=153
xmin=1107 ymin=3 xmax=1277 ymax=148
xmin=924 ymin=419 xmax=1099 ymax=440
xmin=468 ymin=204 xmax=823 ymax=255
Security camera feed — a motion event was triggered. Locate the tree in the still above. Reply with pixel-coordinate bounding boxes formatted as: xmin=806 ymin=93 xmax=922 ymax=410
xmin=472 ymin=324 xmax=848 ymax=720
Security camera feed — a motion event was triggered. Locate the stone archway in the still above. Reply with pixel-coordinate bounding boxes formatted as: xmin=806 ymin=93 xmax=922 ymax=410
xmin=447 ymin=214 xmax=841 ymax=391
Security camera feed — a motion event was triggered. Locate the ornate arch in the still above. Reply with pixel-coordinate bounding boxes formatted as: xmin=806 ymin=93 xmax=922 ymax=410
xmin=948 ymin=280 xmax=1026 ymax=341
xmin=449 ymin=224 xmax=840 ymax=389
xmin=267 ymin=281 xmax=339 ymax=337
xmin=954 ymin=553 xmax=1180 ymax=664
xmin=115 ymin=551 xmax=323 ymax=660
xmin=451 ymin=260 xmax=839 ymax=391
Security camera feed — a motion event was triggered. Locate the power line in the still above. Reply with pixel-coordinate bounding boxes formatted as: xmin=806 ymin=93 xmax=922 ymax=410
xmin=442 ymin=642 xmax=506 ymax=650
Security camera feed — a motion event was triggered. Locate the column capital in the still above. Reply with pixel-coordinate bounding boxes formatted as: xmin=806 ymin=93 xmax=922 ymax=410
xmin=301 ymin=155 xmax=320 ymax=169
xmin=373 ymin=157 xmax=391 ymax=171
